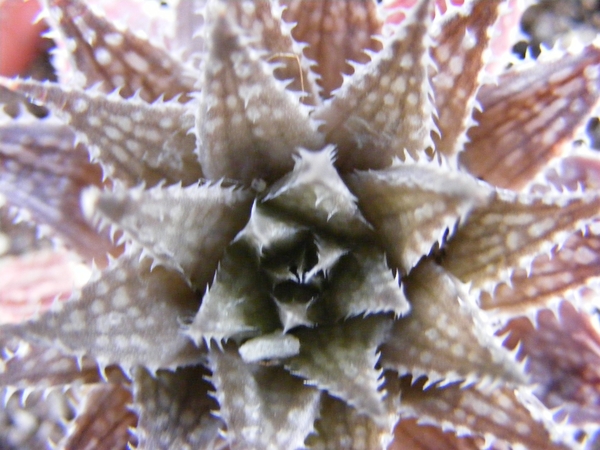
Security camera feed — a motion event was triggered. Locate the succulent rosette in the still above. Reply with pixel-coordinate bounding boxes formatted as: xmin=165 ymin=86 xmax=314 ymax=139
xmin=2 ymin=0 xmax=600 ymax=449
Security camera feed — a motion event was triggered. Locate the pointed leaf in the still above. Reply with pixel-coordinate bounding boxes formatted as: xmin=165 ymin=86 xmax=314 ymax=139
xmin=43 ymin=0 xmax=197 ymax=101
xmin=2 ymin=79 xmax=202 ymax=187
xmin=479 ymin=229 xmax=600 ymax=316
xmin=502 ymin=302 xmax=600 ymax=426
xmin=227 ymin=0 xmax=319 ymax=103
xmin=324 ymin=246 xmax=410 ymax=320
xmin=287 ymin=315 xmax=392 ymax=424
xmin=60 ymin=383 xmax=135 ymax=450
xmin=443 ymin=189 xmax=600 ymax=293
xmin=0 ymin=109 xmax=113 ymax=261
xmin=305 ymin=393 xmax=398 ymax=450
xmin=396 ymin=376 xmax=574 ymax=450
xmin=186 ymin=244 xmax=278 ymax=344
xmin=282 ymin=0 xmax=383 ymax=98
xmin=0 ymin=388 xmax=72 ymax=449
xmin=347 ymin=161 xmax=492 ymax=273
xmin=84 ymin=181 xmax=253 ymax=287
xmin=315 ymin=0 xmax=436 ymax=172
xmin=7 ymin=249 xmax=205 ymax=372
xmin=380 ymin=261 xmax=524 ymax=386
xmin=263 ymin=147 xmax=372 ymax=239
xmin=430 ymin=0 xmax=503 ymax=160
xmin=134 ymin=366 xmax=226 ymax=450
xmin=461 ymin=43 xmax=600 ymax=190
xmin=0 ymin=330 xmax=103 ymax=389
xmin=197 ymin=3 xmax=323 ymax=184
xmin=209 ymin=344 xmax=321 ymax=450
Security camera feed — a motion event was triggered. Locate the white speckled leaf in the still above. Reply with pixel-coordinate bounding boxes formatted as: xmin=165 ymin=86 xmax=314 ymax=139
xmin=347 ymin=162 xmax=492 ymax=274
xmin=443 ymin=189 xmax=600 ymax=294
xmin=0 ymin=110 xmax=114 ymax=261
xmin=7 ymin=249 xmax=205 ymax=372
xmin=380 ymin=261 xmax=524 ymax=387
xmin=396 ymin=376 xmax=573 ymax=450
xmin=197 ymin=2 xmax=323 ymax=184
xmin=316 ymin=0 xmax=436 ymax=171
xmin=2 ymin=79 xmax=201 ymax=187
xmin=430 ymin=0 xmax=503 ymax=161
xmin=186 ymin=244 xmax=278 ymax=344
xmin=263 ymin=147 xmax=372 ymax=239
xmin=287 ymin=315 xmax=392 ymax=425
xmin=228 ymin=0 xmax=319 ymax=103
xmin=462 ymin=43 xmax=600 ymax=190
xmin=0 ymin=388 xmax=72 ymax=449
xmin=305 ymin=393 xmax=398 ymax=450
xmin=85 ymin=182 xmax=253 ymax=288
xmin=0 ymin=330 xmax=102 ymax=389
xmin=209 ymin=345 xmax=320 ymax=450
xmin=134 ymin=366 xmax=227 ymax=450
xmin=324 ymin=246 xmax=410 ymax=321
xmin=281 ymin=0 xmax=382 ymax=98
xmin=479 ymin=228 xmax=600 ymax=317
xmin=60 ymin=383 xmax=136 ymax=450
xmin=43 ymin=0 xmax=197 ymax=101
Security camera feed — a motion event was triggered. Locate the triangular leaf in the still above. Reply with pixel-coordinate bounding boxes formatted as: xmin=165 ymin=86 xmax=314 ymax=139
xmin=133 ymin=365 xmax=226 ymax=450
xmin=263 ymin=147 xmax=372 ymax=239
xmin=2 ymin=79 xmax=202 ymax=187
xmin=315 ymin=0 xmax=436 ymax=171
xmin=396 ymin=376 xmax=575 ymax=450
xmin=347 ymin=161 xmax=492 ymax=273
xmin=282 ymin=0 xmax=383 ymax=98
xmin=197 ymin=2 xmax=323 ymax=184
xmin=305 ymin=393 xmax=398 ymax=450
xmin=42 ymin=0 xmax=197 ymax=101
xmin=479 ymin=228 xmax=600 ymax=317
xmin=380 ymin=261 xmax=524 ymax=387
xmin=430 ymin=0 xmax=503 ymax=161
xmin=227 ymin=0 xmax=319 ymax=103
xmin=461 ymin=43 xmax=600 ymax=190
xmin=209 ymin=344 xmax=321 ymax=450
xmin=443 ymin=188 xmax=600 ymax=293
xmin=84 ymin=181 xmax=253 ymax=288
xmin=286 ymin=315 xmax=392 ymax=424
xmin=323 ymin=246 xmax=410 ymax=321
xmin=0 ymin=329 xmax=104 ymax=390
xmin=6 ymin=249 xmax=205 ymax=372
xmin=186 ymin=244 xmax=278 ymax=344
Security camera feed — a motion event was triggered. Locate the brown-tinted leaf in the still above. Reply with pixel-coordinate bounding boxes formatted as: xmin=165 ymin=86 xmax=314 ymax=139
xmin=43 ymin=0 xmax=197 ymax=101
xmin=462 ymin=44 xmax=600 ymax=190
xmin=282 ymin=0 xmax=383 ymax=98
xmin=60 ymin=383 xmax=136 ymax=450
